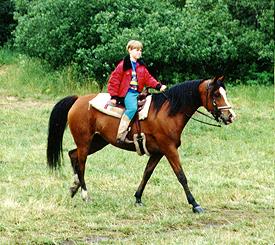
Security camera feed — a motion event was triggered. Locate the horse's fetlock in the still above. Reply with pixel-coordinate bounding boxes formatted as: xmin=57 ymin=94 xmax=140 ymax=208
xmin=73 ymin=174 xmax=80 ymax=185
xmin=81 ymin=189 xmax=89 ymax=202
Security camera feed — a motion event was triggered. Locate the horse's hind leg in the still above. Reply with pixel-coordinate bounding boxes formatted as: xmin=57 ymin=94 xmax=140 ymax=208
xmin=68 ymin=149 xmax=81 ymax=198
xmin=77 ymin=146 xmax=90 ymax=201
xmin=134 ymin=153 xmax=163 ymax=205
xmin=78 ymin=136 xmax=109 ymax=201
xmin=69 ymin=134 xmax=109 ymax=200
xmin=68 ymin=147 xmax=88 ymax=201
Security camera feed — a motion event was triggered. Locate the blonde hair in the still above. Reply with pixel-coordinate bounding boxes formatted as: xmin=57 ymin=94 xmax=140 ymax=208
xmin=126 ymin=40 xmax=143 ymax=51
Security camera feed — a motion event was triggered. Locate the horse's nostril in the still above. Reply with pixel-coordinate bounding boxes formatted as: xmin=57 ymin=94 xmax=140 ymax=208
xmin=228 ymin=113 xmax=235 ymax=123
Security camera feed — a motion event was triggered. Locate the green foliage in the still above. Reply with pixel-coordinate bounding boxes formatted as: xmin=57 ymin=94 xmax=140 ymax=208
xmin=0 ymin=47 xmax=18 ymax=64
xmin=0 ymin=0 xmax=16 ymax=46
xmin=0 ymin=48 xmax=99 ymax=99
xmin=12 ymin=0 xmax=274 ymax=87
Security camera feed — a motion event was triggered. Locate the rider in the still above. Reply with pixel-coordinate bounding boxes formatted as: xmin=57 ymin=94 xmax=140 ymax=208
xmin=108 ymin=40 xmax=167 ymax=143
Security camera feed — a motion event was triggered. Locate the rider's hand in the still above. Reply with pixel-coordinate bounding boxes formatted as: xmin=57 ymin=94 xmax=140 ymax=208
xmin=160 ymin=85 xmax=167 ymax=92
xmin=110 ymin=99 xmax=117 ymax=106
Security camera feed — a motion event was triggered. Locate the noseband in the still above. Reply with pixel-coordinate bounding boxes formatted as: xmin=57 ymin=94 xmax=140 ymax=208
xmin=206 ymin=81 xmax=231 ymax=122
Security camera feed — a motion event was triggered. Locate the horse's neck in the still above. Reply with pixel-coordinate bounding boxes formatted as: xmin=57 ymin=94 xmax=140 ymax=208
xmin=166 ymin=106 xmax=199 ymax=135
xmin=184 ymin=106 xmax=199 ymax=118
xmin=182 ymin=106 xmax=199 ymax=126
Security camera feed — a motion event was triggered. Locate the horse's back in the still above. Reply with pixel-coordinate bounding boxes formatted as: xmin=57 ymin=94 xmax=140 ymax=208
xmin=68 ymin=93 xmax=95 ymax=113
xmin=68 ymin=94 xmax=97 ymax=133
xmin=67 ymin=93 xmax=121 ymax=145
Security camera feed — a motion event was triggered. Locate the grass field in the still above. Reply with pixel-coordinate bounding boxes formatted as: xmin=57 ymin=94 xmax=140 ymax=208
xmin=0 ymin=51 xmax=274 ymax=244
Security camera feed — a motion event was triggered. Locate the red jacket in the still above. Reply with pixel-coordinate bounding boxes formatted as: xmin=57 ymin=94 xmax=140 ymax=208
xmin=108 ymin=56 xmax=161 ymax=99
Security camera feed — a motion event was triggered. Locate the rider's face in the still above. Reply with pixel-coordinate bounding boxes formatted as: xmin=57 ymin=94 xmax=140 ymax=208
xmin=129 ymin=48 xmax=142 ymax=61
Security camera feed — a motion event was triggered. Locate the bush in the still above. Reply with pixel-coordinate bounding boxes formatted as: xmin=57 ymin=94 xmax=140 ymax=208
xmin=13 ymin=0 xmax=274 ymax=86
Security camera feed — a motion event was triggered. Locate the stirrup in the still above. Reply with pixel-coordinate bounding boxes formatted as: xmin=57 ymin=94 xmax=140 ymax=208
xmin=124 ymin=137 xmax=134 ymax=144
xmin=116 ymin=137 xmax=133 ymax=144
xmin=116 ymin=131 xmax=133 ymax=144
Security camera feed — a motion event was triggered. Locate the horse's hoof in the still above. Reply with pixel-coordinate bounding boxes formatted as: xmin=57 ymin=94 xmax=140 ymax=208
xmin=70 ymin=186 xmax=78 ymax=198
xmin=135 ymin=202 xmax=144 ymax=207
xmin=192 ymin=205 xmax=204 ymax=213
xmin=83 ymin=196 xmax=91 ymax=203
xmin=81 ymin=190 xmax=90 ymax=202
xmin=135 ymin=199 xmax=145 ymax=207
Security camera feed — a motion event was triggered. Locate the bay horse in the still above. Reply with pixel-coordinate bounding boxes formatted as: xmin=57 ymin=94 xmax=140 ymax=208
xmin=47 ymin=76 xmax=236 ymax=213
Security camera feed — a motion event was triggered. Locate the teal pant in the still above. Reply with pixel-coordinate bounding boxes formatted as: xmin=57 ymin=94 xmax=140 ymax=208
xmin=124 ymin=90 xmax=139 ymax=120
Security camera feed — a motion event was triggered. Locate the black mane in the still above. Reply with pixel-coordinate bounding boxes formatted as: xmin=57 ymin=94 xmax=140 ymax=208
xmin=152 ymin=80 xmax=203 ymax=115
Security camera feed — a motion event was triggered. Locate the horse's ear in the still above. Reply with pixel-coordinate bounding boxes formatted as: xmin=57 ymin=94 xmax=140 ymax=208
xmin=218 ymin=76 xmax=225 ymax=82
xmin=212 ymin=76 xmax=219 ymax=82
xmin=212 ymin=75 xmax=225 ymax=86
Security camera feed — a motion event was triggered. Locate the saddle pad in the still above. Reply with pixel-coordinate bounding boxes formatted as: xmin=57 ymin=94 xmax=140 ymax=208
xmin=89 ymin=93 xmax=152 ymax=120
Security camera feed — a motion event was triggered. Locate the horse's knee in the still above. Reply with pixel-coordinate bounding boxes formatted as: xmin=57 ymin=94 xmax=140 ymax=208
xmin=69 ymin=149 xmax=78 ymax=161
xmin=69 ymin=149 xmax=74 ymax=157
xmin=68 ymin=150 xmax=79 ymax=173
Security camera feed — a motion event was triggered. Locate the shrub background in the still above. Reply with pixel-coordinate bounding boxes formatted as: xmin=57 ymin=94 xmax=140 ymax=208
xmin=3 ymin=0 xmax=274 ymax=87
xmin=0 ymin=0 xmax=16 ymax=45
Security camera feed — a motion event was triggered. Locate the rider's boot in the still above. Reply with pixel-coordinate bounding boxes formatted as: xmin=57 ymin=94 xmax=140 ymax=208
xmin=116 ymin=114 xmax=133 ymax=144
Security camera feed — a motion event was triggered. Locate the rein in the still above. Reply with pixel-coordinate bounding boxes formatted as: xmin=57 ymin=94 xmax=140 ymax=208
xmin=188 ymin=110 xmax=222 ymax=127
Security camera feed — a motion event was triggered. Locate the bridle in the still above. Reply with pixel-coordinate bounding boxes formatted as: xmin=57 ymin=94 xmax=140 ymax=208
xmin=206 ymin=80 xmax=232 ymax=123
xmin=160 ymin=80 xmax=232 ymax=127
xmin=185 ymin=80 xmax=232 ymax=127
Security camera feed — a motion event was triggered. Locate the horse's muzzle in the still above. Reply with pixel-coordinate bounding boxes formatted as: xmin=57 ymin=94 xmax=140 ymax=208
xmin=221 ymin=109 xmax=236 ymax=125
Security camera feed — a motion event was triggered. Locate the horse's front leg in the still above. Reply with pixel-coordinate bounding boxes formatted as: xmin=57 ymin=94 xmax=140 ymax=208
xmin=134 ymin=153 xmax=163 ymax=205
xmin=164 ymin=147 xmax=204 ymax=213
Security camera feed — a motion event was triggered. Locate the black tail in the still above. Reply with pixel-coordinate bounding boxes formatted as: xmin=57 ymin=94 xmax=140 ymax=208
xmin=47 ymin=95 xmax=78 ymax=169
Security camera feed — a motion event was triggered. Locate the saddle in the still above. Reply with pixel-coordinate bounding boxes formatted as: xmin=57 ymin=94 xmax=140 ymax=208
xmin=89 ymin=89 xmax=152 ymax=120
xmin=89 ymin=89 xmax=151 ymax=156
xmin=137 ymin=88 xmax=150 ymax=111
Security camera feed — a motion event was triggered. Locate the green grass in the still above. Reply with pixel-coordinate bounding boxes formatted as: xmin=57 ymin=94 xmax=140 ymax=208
xmin=0 ymin=48 xmax=100 ymax=99
xmin=0 ymin=49 xmax=274 ymax=244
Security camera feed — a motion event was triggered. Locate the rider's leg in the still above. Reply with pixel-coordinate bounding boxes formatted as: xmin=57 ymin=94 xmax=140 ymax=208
xmin=116 ymin=91 xmax=138 ymax=143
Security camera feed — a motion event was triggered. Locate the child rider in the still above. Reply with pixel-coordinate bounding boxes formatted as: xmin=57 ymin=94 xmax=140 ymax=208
xmin=107 ymin=40 xmax=167 ymax=143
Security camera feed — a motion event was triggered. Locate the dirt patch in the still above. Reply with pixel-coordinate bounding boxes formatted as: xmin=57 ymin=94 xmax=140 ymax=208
xmin=0 ymin=65 xmax=9 ymax=76
xmin=85 ymin=236 xmax=110 ymax=243
xmin=197 ymin=207 xmax=274 ymax=230
xmin=60 ymin=236 xmax=110 ymax=245
xmin=0 ymin=95 xmax=52 ymax=109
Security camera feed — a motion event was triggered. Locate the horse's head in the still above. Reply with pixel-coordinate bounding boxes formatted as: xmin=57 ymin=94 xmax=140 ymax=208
xmin=200 ymin=76 xmax=236 ymax=125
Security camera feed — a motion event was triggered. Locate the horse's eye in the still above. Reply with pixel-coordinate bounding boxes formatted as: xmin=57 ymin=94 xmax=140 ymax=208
xmin=213 ymin=92 xmax=221 ymax=99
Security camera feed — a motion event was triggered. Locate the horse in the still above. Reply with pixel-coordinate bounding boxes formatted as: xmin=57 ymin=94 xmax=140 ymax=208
xmin=47 ymin=76 xmax=236 ymax=213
